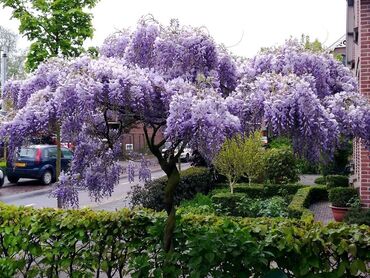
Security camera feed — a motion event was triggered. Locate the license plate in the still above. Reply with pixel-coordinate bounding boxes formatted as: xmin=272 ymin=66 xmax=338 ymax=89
xmin=15 ymin=162 xmax=26 ymax=167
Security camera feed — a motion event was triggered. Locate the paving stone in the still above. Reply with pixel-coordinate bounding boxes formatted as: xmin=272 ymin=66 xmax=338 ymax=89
xmin=309 ymin=201 xmax=334 ymax=225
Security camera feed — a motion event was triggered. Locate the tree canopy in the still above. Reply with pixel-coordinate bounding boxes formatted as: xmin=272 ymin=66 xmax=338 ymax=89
xmin=1 ymin=18 xmax=369 ymax=252
xmin=0 ymin=0 xmax=99 ymax=71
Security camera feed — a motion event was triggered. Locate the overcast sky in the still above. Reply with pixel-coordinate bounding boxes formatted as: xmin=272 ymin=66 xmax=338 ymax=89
xmin=0 ymin=0 xmax=346 ymax=57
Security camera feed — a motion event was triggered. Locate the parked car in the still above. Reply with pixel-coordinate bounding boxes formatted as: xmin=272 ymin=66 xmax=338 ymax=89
xmin=6 ymin=145 xmax=73 ymax=185
xmin=161 ymin=145 xmax=193 ymax=162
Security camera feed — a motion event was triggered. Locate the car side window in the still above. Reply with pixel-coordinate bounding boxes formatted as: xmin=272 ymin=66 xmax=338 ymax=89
xmin=47 ymin=148 xmax=57 ymax=159
xmin=62 ymin=148 xmax=73 ymax=159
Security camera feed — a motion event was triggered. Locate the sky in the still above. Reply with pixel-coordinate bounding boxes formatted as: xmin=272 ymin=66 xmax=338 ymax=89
xmin=0 ymin=0 xmax=346 ymax=58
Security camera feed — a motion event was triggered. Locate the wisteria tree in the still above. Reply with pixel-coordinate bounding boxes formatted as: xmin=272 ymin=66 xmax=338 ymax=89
xmin=1 ymin=18 xmax=369 ymax=253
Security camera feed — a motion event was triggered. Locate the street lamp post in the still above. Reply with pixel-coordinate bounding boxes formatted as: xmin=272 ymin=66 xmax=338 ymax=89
xmin=1 ymin=51 xmax=7 ymax=101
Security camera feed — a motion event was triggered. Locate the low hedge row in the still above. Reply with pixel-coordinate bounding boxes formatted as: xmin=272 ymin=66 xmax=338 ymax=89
xmin=0 ymin=203 xmax=368 ymax=277
xmin=212 ymin=185 xmax=325 ymax=220
xmin=129 ymin=167 xmax=213 ymax=211
xmin=233 ymin=183 xmax=304 ymax=198
xmin=287 ymin=185 xmax=328 ymax=219
xmin=326 ymin=175 xmax=349 ymax=189
xmin=314 ymin=175 xmax=349 ymax=189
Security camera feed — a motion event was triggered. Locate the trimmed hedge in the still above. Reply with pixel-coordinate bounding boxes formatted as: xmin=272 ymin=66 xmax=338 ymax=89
xmin=326 ymin=175 xmax=349 ymax=189
xmin=233 ymin=183 xmax=304 ymax=198
xmin=0 ymin=203 xmax=368 ymax=277
xmin=129 ymin=167 xmax=213 ymax=211
xmin=314 ymin=176 xmax=326 ymax=185
xmin=211 ymin=192 xmax=244 ymax=215
xmin=288 ymin=186 xmax=328 ymax=219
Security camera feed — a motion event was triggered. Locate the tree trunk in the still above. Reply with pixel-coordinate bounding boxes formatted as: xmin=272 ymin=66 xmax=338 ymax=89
xmin=229 ymin=181 xmax=234 ymax=194
xmin=163 ymin=166 xmax=180 ymax=252
xmin=56 ymin=123 xmax=63 ymax=208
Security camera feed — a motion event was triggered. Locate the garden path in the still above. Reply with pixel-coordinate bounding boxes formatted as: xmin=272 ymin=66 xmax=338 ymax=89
xmin=309 ymin=201 xmax=334 ymax=225
xmin=299 ymin=174 xmax=334 ymax=225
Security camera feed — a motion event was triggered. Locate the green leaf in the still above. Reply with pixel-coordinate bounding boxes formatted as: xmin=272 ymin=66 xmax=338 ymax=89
xmin=350 ymin=259 xmax=366 ymax=275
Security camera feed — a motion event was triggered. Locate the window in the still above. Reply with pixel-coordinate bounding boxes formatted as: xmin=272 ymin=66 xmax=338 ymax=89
xmin=125 ymin=144 xmax=134 ymax=151
xmin=19 ymin=148 xmax=37 ymax=158
xmin=62 ymin=148 xmax=73 ymax=159
xmin=47 ymin=148 xmax=57 ymax=159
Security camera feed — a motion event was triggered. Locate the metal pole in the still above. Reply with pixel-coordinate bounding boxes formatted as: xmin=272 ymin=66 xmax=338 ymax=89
xmin=56 ymin=123 xmax=63 ymax=208
xmin=1 ymin=51 xmax=7 ymax=100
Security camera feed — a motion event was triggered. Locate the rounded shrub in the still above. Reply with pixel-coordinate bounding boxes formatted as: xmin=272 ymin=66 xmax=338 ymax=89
xmin=264 ymin=147 xmax=299 ymax=184
xmin=326 ymin=175 xmax=349 ymax=189
xmin=328 ymin=187 xmax=358 ymax=207
xmin=128 ymin=167 xmax=213 ymax=211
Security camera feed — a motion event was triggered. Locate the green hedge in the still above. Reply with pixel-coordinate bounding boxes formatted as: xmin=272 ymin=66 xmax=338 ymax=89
xmin=326 ymin=175 xmax=349 ymax=189
xmin=288 ymin=186 xmax=328 ymax=219
xmin=129 ymin=167 xmax=213 ymax=211
xmin=211 ymin=192 xmax=245 ymax=215
xmin=314 ymin=176 xmax=326 ymax=185
xmin=233 ymin=183 xmax=304 ymax=198
xmin=0 ymin=203 xmax=368 ymax=277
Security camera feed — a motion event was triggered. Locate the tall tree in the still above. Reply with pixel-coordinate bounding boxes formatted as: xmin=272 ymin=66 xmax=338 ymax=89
xmin=1 ymin=20 xmax=369 ymax=255
xmin=0 ymin=0 xmax=99 ymax=71
xmin=0 ymin=26 xmax=25 ymax=80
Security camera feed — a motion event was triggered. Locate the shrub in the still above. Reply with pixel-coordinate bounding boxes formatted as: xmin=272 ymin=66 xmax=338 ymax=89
xmin=211 ymin=193 xmax=288 ymax=218
xmin=236 ymin=196 xmax=289 ymax=218
xmin=314 ymin=176 xmax=326 ymax=185
xmin=344 ymin=208 xmax=370 ymax=225
xmin=288 ymin=186 xmax=327 ymax=219
xmin=233 ymin=183 xmax=304 ymax=198
xmin=264 ymin=147 xmax=299 ymax=184
xmin=213 ymin=132 xmax=266 ymax=192
xmin=329 ymin=187 xmax=359 ymax=207
xmin=128 ymin=167 xmax=213 ymax=211
xmin=177 ymin=193 xmax=215 ymax=215
xmin=326 ymin=174 xmax=349 ymax=189
xmin=211 ymin=192 xmax=244 ymax=215
xmin=296 ymin=158 xmax=319 ymax=174
xmin=0 ymin=203 xmax=368 ymax=277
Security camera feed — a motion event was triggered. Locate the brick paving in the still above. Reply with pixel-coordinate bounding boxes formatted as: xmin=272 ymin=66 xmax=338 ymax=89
xmin=298 ymin=174 xmax=334 ymax=225
xmin=309 ymin=201 xmax=334 ymax=225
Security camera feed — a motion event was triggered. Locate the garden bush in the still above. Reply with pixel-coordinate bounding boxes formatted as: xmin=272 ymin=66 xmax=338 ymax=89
xmin=314 ymin=176 xmax=326 ymax=185
xmin=326 ymin=174 xmax=349 ymax=189
xmin=344 ymin=208 xmax=370 ymax=226
xmin=288 ymin=186 xmax=328 ymax=219
xmin=0 ymin=203 xmax=368 ymax=277
xmin=329 ymin=187 xmax=359 ymax=207
xmin=211 ymin=193 xmax=289 ymax=218
xmin=233 ymin=183 xmax=304 ymax=198
xmin=264 ymin=147 xmax=299 ymax=184
xmin=128 ymin=167 xmax=213 ymax=211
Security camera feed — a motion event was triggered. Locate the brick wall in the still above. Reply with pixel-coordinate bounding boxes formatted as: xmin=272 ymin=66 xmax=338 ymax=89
xmin=358 ymin=0 xmax=370 ymax=207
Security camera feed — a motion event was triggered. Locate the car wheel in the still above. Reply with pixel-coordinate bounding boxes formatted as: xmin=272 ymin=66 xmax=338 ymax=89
xmin=41 ymin=170 xmax=53 ymax=185
xmin=0 ymin=170 xmax=4 ymax=187
xmin=7 ymin=175 xmax=19 ymax=184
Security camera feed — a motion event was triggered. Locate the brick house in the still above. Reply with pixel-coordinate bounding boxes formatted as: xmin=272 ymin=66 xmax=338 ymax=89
xmin=122 ymin=123 xmax=164 ymax=152
xmin=346 ymin=0 xmax=370 ymax=208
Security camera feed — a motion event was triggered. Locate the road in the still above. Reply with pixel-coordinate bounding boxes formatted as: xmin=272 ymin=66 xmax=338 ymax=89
xmin=0 ymin=163 xmax=190 ymax=210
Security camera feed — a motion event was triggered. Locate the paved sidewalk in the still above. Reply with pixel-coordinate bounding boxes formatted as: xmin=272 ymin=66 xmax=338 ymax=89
xmin=309 ymin=201 xmax=334 ymax=225
xmin=298 ymin=174 xmax=320 ymax=186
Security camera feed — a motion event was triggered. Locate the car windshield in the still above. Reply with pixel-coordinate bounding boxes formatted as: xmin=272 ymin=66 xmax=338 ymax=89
xmin=19 ymin=148 xmax=36 ymax=158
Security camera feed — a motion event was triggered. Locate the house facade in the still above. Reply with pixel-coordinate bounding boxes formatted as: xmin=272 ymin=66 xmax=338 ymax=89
xmin=346 ymin=0 xmax=370 ymax=208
